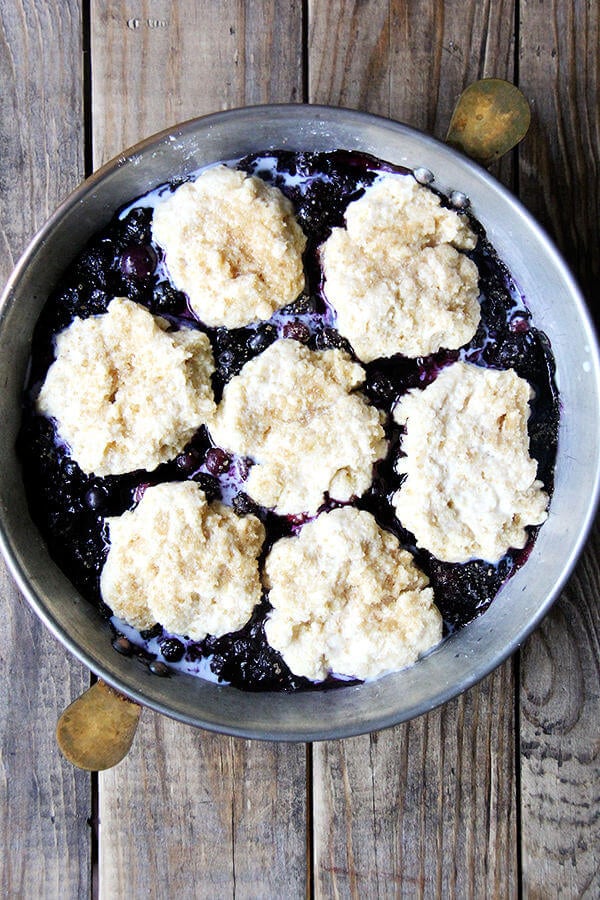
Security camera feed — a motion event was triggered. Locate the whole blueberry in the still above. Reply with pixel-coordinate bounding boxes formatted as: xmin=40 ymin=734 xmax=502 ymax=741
xmin=75 ymin=248 xmax=110 ymax=288
xmin=62 ymin=459 xmax=80 ymax=480
xmin=248 ymin=324 xmax=277 ymax=353
xmin=205 ymin=447 xmax=232 ymax=475
xmin=85 ymin=483 xmax=109 ymax=511
xmin=219 ymin=349 xmax=236 ymax=368
xmin=159 ymin=637 xmax=185 ymax=662
xmin=193 ymin=472 xmax=221 ymax=501
xmin=120 ymin=245 xmax=157 ymax=278
xmin=213 ymin=328 xmax=233 ymax=353
xmin=119 ymin=207 xmax=153 ymax=245
xmin=366 ymin=373 xmax=396 ymax=405
xmin=140 ymin=623 xmax=163 ymax=641
xmin=314 ymin=327 xmax=352 ymax=353
xmin=232 ymin=492 xmax=260 ymax=517
xmin=218 ymin=341 xmax=252 ymax=379
xmin=282 ymin=321 xmax=310 ymax=343
xmin=175 ymin=447 xmax=204 ymax=474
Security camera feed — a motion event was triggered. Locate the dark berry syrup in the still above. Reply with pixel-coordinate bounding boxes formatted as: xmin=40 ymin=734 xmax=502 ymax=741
xmin=18 ymin=150 xmax=559 ymax=690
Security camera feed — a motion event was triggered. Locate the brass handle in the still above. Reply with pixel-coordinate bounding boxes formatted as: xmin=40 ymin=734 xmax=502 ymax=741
xmin=56 ymin=679 xmax=141 ymax=771
xmin=446 ymin=78 xmax=531 ymax=167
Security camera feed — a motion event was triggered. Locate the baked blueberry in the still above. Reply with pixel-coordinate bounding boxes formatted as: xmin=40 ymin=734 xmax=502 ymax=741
xmin=159 ymin=638 xmax=185 ymax=662
xmin=205 ymin=447 xmax=232 ymax=475
xmin=119 ymin=245 xmax=157 ymax=278
xmin=281 ymin=320 xmax=310 ymax=343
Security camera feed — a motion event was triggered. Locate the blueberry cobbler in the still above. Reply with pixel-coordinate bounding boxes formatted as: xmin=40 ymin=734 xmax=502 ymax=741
xmin=18 ymin=150 xmax=559 ymax=691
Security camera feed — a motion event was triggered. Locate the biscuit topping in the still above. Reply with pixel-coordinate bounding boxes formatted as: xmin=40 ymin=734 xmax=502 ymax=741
xmin=264 ymin=507 xmax=442 ymax=681
xmin=209 ymin=339 xmax=387 ymax=515
xmin=101 ymin=481 xmax=265 ymax=638
xmin=20 ymin=149 xmax=559 ymax=691
xmin=321 ymin=173 xmax=480 ymax=362
xmin=37 ymin=297 xmax=216 ymax=476
xmin=392 ymin=361 xmax=549 ymax=563
xmin=152 ymin=165 xmax=307 ymax=328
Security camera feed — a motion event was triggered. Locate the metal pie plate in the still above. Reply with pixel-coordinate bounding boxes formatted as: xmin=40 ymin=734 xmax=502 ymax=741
xmin=1 ymin=105 xmax=598 ymax=741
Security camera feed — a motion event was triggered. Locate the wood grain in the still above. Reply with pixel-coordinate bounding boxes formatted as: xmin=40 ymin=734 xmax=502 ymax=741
xmin=520 ymin=531 xmax=600 ymax=896
xmin=0 ymin=3 xmax=92 ymax=896
xmin=90 ymin=4 xmax=307 ymax=898
xmin=91 ymin=0 xmax=303 ymax=166
xmin=518 ymin=5 xmax=600 ymax=894
xmin=518 ymin=0 xmax=599 ymax=310
xmin=0 ymin=575 xmax=92 ymax=899
xmin=309 ymin=0 xmax=516 ymax=134
xmin=314 ymin=662 xmax=517 ymax=898
xmin=309 ymin=0 xmax=516 ymax=180
xmin=308 ymin=1 xmax=519 ymax=895
xmin=99 ymin=718 xmax=307 ymax=898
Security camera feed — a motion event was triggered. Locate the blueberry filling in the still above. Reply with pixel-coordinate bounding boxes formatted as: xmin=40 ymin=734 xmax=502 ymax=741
xmin=18 ymin=150 xmax=559 ymax=691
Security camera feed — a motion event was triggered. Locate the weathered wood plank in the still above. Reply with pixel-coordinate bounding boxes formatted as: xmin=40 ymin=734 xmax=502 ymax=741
xmin=91 ymin=0 xmax=304 ymax=166
xmin=520 ymin=530 xmax=600 ymax=897
xmin=91 ymin=3 xmax=307 ymax=897
xmin=0 ymin=577 xmax=92 ymax=899
xmin=518 ymin=0 xmax=599 ymax=310
xmin=0 ymin=2 xmax=92 ymax=897
xmin=311 ymin=0 xmax=516 ymax=133
xmin=309 ymin=0 xmax=516 ymax=179
xmin=309 ymin=1 xmax=519 ymax=896
xmin=99 ymin=719 xmax=307 ymax=898
xmin=518 ymin=2 xmax=600 ymax=893
xmin=314 ymin=662 xmax=517 ymax=898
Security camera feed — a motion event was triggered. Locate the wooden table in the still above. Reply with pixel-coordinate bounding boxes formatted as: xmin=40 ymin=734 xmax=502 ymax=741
xmin=1 ymin=2 xmax=598 ymax=897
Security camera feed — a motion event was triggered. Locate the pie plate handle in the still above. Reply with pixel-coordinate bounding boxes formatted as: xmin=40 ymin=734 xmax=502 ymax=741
xmin=56 ymin=679 xmax=141 ymax=770
xmin=446 ymin=78 xmax=531 ymax=167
